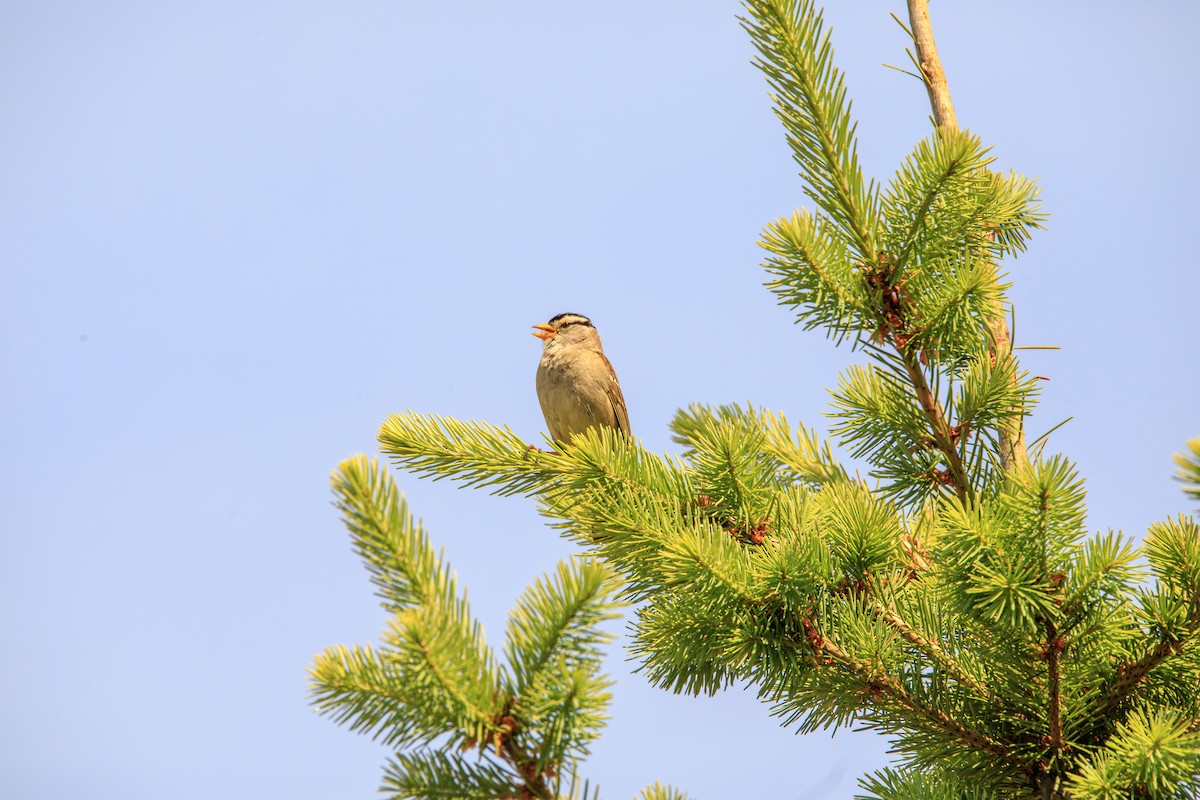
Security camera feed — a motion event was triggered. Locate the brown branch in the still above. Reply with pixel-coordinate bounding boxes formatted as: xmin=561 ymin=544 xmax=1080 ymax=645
xmin=1077 ymin=613 xmax=1198 ymax=769
xmin=1094 ymin=638 xmax=1180 ymax=718
xmin=864 ymin=258 xmax=973 ymax=501
xmin=870 ymin=598 xmax=995 ymax=702
xmin=905 ymin=0 xmax=957 ymax=130
xmin=1044 ymin=621 xmax=1064 ymax=752
xmin=497 ymin=714 xmax=555 ymax=800
xmin=901 ymin=350 xmax=973 ymax=503
xmin=905 ymin=0 xmax=1027 ymax=473
xmin=800 ymin=616 xmax=1012 ymax=760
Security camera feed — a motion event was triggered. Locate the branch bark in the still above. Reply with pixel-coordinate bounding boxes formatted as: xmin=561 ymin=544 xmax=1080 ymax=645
xmin=905 ymin=0 xmax=1027 ymax=472
xmin=905 ymin=0 xmax=957 ymax=130
xmin=1044 ymin=621 xmax=1064 ymax=752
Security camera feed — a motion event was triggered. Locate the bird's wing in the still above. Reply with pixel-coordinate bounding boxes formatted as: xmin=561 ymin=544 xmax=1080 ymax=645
xmin=602 ymin=353 xmax=631 ymax=436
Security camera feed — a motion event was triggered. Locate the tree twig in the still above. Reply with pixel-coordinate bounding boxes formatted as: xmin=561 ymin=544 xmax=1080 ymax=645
xmin=905 ymin=0 xmax=957 ymax=130
xmin=1092 ymin=637 xmax=1182 ymax=718
xmin=1044 ymin=621 xmax=1064 ymax=753
xmin=870 ymin=598 xmax=995 ymax=702
xmin=800 ymin=616 xmax=1014 ymax=761
xmin=904 ymin=0 xmax=1027 ymax=473
xmin=901 ymin=351 xmax=973 ymax=503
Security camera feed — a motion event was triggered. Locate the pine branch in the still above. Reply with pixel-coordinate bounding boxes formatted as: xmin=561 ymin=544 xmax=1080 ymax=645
xmin=503 ymin=562 xmax=619 ymax=775
xmin=557 ymin=772 xmax=603 ymax=800
xmin=828 ymin=363 xmax=958 ymax=506
xmin=1044 ymin=619 xmax=1065 ymax=756
xmin=1065 ymin=708 xmax=1200 ymax=800
xmin=798 ymin=614 xmax=1013 ymax=761
xmin=660 ymin=526 xmax=761 ymax=606
xmin=1091 ymin=542 xmax=1200 ymax=718
xmin=868 ymin=598 xmax=995 ymax=702
xmin=498 ymin=727 xmax=555 ymax=800
xmin=636 ymin=782 xmax=691 ymax=800
xmin=332 ymin=455 xmax=453 ymax=614
xmin=317 ymin=458 xmax=625 ymax=797
xmin=1057 ymin=531 xmax=1141 ymax=636
xmin=385 ymin=607 xmax=504 ymax=747
xmin=516 ymin=665 xmax=613 ymax=773
xmin=760 ymin=208 xmax=874 ymax=343
xmin=904 ymin=259 xmax=1007 ymax=355
xmin=630 ymin=590 xmax=749 ymax=696
xmin=504 ymin=560 xmax=620 ymax=693
xmin=1175 ymin=436 xmax=1200 ymax=502
xmin=1093 ymin=638 xmax=1180 ymax=720
xmin=381 ymin=751 xmax=518 ymax=800
xmin=377 ymin=412 xmax=572 ymax=497
xmin=309 ymin=644 xmax=423 ymax=748
xmin=904 ymin=0 xmax=957 ymax=130
xmin=859 ymin=765 xmax=1004 ymax=800
xmin=672 ymin=404 xmax=850 ymax=488
xmin=901 ymin=352 xmax=972 ymax=503
xmin=903 ymin=0 xmax=1028 ymax=472
xmin=886 ymin=129 xmax=989 ymax=277
xmin=742 ymin=0 xmax=880 ymax=264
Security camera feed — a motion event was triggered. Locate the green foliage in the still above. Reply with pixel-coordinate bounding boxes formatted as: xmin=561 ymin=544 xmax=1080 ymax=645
xmin=367 ymin=302 xmax=1198 ymax=797
xmin=1175 ymin=437 xmax=1200 ymax=502
xmin=382 ymin=752 xmax=517 ymax=800
xmin=310 ymin=456 xmax=622 ymax=799
xmin=746 ymin=0 xmax=1046 ymax=512
xmin=881 ymin=130 xmax=1043 ymax=282
xmin=938 ymin=456 xmax=1088 ymax=636
xmin=635 ymin=783 xmax=690 ymax=800
xmin=672 ymin=402 xmax=850 ymax=488
xmin=760 ymin=207 xmax=875 ymax=342
xmin=1140 ymin=515 xmax=1200 ymax=652
xmin=858 ymin=766 xmax=1001 ymax=800
xmin=315 ymin=2 xmax=1200 ymax=798
xmin=1065 ymin=708 xmax=1200 ymax=800
xmin=742 ymin=0 xmax=879 ymax=268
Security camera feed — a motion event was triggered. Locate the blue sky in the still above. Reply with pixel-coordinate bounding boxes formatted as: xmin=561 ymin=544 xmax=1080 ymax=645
xmin=2 ymin=2 xmax=1197 ymax=798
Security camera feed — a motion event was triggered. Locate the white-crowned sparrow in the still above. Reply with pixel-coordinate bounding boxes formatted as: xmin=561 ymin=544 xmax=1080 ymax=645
xmin=532 ymin=313 xmax=630 ymax=444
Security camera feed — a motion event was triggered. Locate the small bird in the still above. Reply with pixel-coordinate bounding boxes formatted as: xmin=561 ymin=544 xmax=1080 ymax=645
xmin=532 ymin=312 xmax=630 ymax=445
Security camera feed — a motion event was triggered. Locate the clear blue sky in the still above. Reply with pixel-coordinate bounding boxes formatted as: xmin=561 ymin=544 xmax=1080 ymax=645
xmin=3 ymin=2 xmax=1197 ymax=798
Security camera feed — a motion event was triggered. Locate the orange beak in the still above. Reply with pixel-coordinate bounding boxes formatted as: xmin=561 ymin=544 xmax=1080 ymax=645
xmin=531 ymin=323 xmax=556 ymax=340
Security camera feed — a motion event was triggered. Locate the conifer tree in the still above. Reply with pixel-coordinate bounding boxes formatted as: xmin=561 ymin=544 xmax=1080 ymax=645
xmin=310 ymin=2 xmax=1200 ymax=798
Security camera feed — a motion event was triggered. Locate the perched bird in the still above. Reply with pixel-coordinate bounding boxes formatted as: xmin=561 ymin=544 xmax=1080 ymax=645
xmin=532 ymin=312 xmax=630 ymax=445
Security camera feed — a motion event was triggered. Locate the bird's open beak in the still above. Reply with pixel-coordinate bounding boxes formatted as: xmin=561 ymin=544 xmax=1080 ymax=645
xmin=531 ymin=323 xmax=556 ymax=340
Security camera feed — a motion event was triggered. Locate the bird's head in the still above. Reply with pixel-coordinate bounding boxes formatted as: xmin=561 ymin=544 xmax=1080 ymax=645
xmin=532 ymin=313 xmax=602 ymax=351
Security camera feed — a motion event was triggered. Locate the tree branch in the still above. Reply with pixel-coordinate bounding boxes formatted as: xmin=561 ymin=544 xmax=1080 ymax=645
xmin=800 ymin=616 xmax=1011 ymax=760
xmin=1093 ymin=638 xmax=1180 ymax=718
xmin=900 ymin=350 xmax=973 ymax=503
xmin=870 ymin=598 xmax=995 ymax=702
xmin=1044 ymin=621 xmax=1064 ymax=752
xmin=905 ymin=0 xmax=1027 ymax=473
xmin=499 ymin=722 xmax=555 ymax=800
xmin=905 ymin=0 xmax=957 ymax=130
